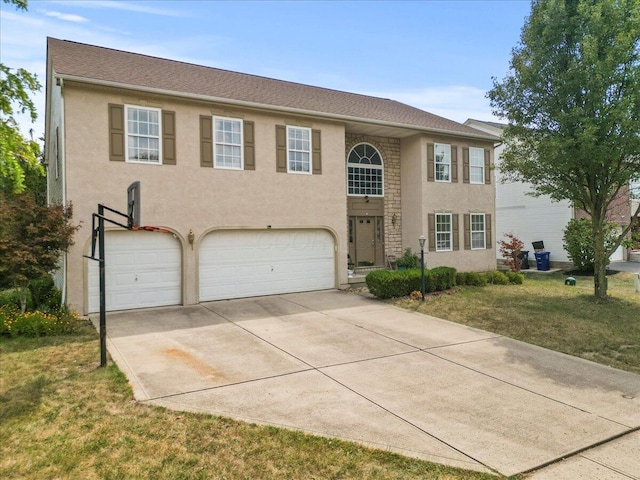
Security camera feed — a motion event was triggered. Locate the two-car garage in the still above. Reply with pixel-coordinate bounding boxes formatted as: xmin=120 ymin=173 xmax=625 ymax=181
xmin=88 ymin=229 xmax=336 ymax=312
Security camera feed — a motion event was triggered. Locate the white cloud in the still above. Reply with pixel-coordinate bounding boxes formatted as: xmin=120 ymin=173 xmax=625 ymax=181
xmin=41 ymin=10 xmax=89 ymax=23
xmin=48 ymin=0 xmax=190 ymax=17
xmin=362 ymin=85 xmax=502 ymax=124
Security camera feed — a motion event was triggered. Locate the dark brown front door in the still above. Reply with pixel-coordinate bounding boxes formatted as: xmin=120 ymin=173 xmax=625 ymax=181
xmin=349 ymin=216 xmax=384 ymax=267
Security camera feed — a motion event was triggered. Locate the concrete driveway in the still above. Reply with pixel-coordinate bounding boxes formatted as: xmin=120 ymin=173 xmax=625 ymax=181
xmin=100 ymin=290 xmax=640 ymax=477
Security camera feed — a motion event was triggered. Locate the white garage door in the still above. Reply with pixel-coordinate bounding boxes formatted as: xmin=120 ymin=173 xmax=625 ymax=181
xmin=199 ymin=229 xmax=335 ymax=302
xmin=88 ymin=231 xmax=181 ymax=312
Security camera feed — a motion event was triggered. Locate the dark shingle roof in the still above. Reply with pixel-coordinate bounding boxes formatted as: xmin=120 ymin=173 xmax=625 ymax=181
xmin=48 ymin=38 xmax=494 ymax=138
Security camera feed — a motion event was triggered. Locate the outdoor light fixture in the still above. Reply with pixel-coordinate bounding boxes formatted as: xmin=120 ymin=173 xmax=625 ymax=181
xmin=188 ymin=229 xmax=195 ymax=249
xmin=419 ymin=235 xmax=426 ymax=301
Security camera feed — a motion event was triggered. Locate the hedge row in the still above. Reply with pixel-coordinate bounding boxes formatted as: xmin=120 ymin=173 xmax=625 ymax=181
xmin=366 ymin=268 xmax=524 ymax=299
xmin=366 ymin=267 xmax=456 ymax=299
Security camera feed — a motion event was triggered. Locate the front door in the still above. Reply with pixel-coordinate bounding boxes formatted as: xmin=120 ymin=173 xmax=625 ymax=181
xmin=350 ymin=216 xmax=384 ymax=267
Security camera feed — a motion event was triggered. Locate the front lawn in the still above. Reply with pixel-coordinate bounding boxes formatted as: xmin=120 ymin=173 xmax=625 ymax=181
xmin=393 ymin=271 xmax=640 ymax=374
xmin=0 ymin=323 xmax=504 ymax=480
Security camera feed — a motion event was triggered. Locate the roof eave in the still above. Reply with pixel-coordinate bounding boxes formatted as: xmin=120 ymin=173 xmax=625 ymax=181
xmin=56 ymin=74 xmax=500 ymax=142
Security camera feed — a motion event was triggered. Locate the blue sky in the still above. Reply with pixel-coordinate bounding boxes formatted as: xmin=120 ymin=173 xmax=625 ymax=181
xmin=1 ymin=0 xmax=532 ymax=138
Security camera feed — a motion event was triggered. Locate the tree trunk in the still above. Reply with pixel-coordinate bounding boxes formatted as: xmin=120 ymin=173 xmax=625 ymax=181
xmin=17 ymin=285 xmax=29 ymax=313
xmin=592 ymin=215 xmax=608 ymax=299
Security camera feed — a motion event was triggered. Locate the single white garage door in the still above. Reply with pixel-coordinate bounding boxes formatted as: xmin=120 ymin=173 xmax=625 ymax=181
xmin=88 ymin=231 xmax=181 ymax=312
xmin=199 ymin=229 xmax=335 ymax=301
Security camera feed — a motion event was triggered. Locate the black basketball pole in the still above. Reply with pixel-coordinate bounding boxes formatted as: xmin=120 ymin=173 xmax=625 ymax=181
xmin=98 ymin=204 xmax=107 ymax=368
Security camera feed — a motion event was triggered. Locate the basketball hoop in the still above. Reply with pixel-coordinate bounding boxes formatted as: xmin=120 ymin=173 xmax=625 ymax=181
xmin=131 ymin=225 xmax=173 ymax=234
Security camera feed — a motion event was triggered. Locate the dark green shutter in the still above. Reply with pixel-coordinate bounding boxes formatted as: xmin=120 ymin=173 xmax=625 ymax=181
xmin=312 ymin=129 xmax=321 ymax=174
xmin=428 ymin=213 xmax=436 ymax=252
xmin=427 ymin=143 xmax=435 ymax=182
xmin=244 ymin=121 xmax=255 ymax=170
xmin=484 ymin=149 xmax=491 ymax=184
xmin=464 ymin=214 xmax=471 ymax=250
xmin=486 ymin=214 xmax=492 ymax=249
xmin=276 ymin=125 xmax=287 ymax=172
xmin=200 ymin=115 xmax=213 ymax=168
xmin=451 ymin=146 xmax=458 ymax=183
xmin=452 ymin=214 xmax=459 ymax=251
xmin=463 ymin=147 xmax=470 ymax=184
xmin=108 ymin=104 xmax=125 ymax=162
xmin=162 ymin=110 xmax=176 ymax=165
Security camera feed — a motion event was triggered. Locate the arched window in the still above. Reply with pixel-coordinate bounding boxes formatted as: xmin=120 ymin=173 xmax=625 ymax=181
xmin=347 ymin=143 xmax=384 ymax=196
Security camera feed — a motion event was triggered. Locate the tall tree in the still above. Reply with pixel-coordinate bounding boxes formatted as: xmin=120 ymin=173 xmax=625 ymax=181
xmin=0 ymin=0 xmax=43 ymax=195
xmin=489 ymin=0 xmax=640 ymax=298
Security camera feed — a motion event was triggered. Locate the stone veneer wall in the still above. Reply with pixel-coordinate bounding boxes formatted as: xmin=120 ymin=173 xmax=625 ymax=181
xmin=345 ymin=134 xmax=403 ymax=262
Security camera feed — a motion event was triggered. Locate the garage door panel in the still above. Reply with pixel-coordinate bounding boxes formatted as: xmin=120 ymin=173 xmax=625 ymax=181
xmin=199 ymin=230 xmax=335 ymax=302
xmin=88 ymin=231 xmax=181 ymax=313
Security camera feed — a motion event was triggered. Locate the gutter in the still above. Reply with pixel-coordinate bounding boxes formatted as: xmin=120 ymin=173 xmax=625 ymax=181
xmin=55 ymin=74 xmax=500 ymax=142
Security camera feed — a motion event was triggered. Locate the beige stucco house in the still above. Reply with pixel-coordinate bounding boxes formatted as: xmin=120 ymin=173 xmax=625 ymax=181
xmin=45 ymin=38 xmax=498 ymax=314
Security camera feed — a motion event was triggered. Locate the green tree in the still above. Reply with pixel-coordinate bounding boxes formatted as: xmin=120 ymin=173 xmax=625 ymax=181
xmin=489 ymin=0 xmax=640 ymax=298
xmin=0 ymin=191 xmax=79 ymax=312
xmin=0 ymin=0 xmax=43 ymax=195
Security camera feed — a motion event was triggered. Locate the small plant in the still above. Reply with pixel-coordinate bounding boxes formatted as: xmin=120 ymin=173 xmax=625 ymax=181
xmin=486 ymin=270 xmax=509 ymax=285
xmin=409 ymin=290 xmax=422 ymax=301
xmin=395 ymin=248 xmax=421 ymax=270
xmin=505 ymin=271 xmax=524 ymax=285
xmin=498 ymin=233 xmax=525 ymax=272
xmin=0 ymin=305 xmax=79 ymax=337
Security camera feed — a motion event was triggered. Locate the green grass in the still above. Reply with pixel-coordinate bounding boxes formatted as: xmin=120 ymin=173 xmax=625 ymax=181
xmin=393 ymin=271 xmax=640 ymax=374
xmin=0 ymin=322 xmax=508 ymax=480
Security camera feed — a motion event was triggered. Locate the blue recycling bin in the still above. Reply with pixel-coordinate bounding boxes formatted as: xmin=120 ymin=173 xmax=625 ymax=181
xmin=534 ymin=252 xmax=550 ymax=271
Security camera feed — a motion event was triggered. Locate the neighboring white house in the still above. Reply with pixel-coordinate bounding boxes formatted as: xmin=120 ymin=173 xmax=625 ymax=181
xmin=464 ymin=119 xmax=626 ymax=266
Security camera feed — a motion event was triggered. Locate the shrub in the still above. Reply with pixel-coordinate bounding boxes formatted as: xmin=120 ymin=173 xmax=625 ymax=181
xmin=366 ymin=267 xmax=456 ymax=299
xmin=0 ymin=289 xmax=32 ymax=310
xmin=396 ymin=248 xmax=421 ymax=269
xmin=486 ymin=270 xmax=509 ymax=285
xmin=464 ymin=272 xmax=488 ymax=287
xmin=0 ymin=305 xmax=78 ymax=337
xmin=563 ymin=218 xmax=619 ymax=272
xmin=506 ymin=271 xmax=524 ymax=285
xmin=455 ymin=272 xmax=468 ymax=286
xmin=498 ymin=233 xmax=525 ymax=272
xmin=28 ymin=277 xmax=62 ymax=312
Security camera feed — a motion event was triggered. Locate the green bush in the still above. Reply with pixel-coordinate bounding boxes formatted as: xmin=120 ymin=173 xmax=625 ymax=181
xmin=28 ymin=277 xmax=62 ymax=311
xmin=395 ymin=248 xmax=421 ymax=269
xmin=563 ymin=218 xmax=618 ymax=272
xmin=0 ymin=289 xmax=33 ymax=310
xmin=366 ymin=267 xmax=456 ymax=299
xmin=506 ymin=271 xmax=524 ymax=285
xmin=486 ymin=270 xmax=509 ymax=285
xmin=0 ymin=305 xmax=78 ymax=338
xmin=455 ymin=272 xmax=467 ymax=286
xmin=464 ymin=272 xmax=488 ymax=287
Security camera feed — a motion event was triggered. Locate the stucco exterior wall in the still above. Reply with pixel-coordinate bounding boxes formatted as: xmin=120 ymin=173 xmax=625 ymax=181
xmin=400 ymin=132 xmax=496 ymax=272
xmin=63 ymin=82 xmax=348 ymax=313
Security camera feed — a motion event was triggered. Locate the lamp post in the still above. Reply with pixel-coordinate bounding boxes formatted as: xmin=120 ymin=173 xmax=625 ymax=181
xmin=419 ymin=235 xmax=426 ymax=302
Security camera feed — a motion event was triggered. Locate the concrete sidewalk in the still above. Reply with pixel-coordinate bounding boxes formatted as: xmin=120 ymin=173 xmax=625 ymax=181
xmin=98 ymin=290 xmax=640 ymax=477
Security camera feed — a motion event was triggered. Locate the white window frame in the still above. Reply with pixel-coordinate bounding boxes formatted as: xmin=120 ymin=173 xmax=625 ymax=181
xmin=287 ymin=125 xmax=312 ymax=175
xmin=469 ymin=147 xmax=485 ymax=184
xmin=436 ymin=213 xmax=453 ymax=252
xmin=471 ymin=213 xmax=486 ymax=250
xmin=347 ymin=143 xmax=384 ymax=197
xmin=125 ymin=105 xmax=162 ymax=165
xmin=214 ymin=116 xmax=243 ymax=170
xmin=435 ymin=143 xmax=451 ymax=182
